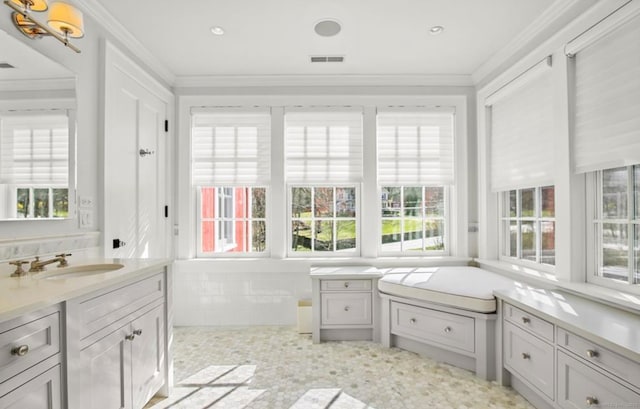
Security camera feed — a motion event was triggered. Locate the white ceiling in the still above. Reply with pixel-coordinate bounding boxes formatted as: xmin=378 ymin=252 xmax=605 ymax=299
xmin=92 ymin=0 xmax=594 ymax=84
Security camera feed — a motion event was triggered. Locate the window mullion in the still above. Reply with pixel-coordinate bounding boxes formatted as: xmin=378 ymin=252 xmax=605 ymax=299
xmin=628 ymin=166 xmax=634 ymax=284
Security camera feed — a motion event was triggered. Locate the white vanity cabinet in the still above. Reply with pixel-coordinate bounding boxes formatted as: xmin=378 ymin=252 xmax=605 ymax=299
xmin=310 ymin=267 xmax=382 ymax=344
xmin=0 ymin=305 xmax=62 ymax=409
xmin=67 ymin=271 xmax=167 ymax=409
xmin=496 ymin=291 xmax=640 ymax=409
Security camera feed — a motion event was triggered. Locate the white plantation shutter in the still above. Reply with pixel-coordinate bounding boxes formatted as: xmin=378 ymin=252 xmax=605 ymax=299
xmin=487 ymin=57 xmax=554 ymax=191
xmin=285 ymin=110 xmax=363 ymax=183
xmin=377 ymin=109 xmax=455 ymax=185
xmin=568 ymin=11 xmax=640 ymax=173
xmin=191 ymin=110 xmax=271 ymax=185
xmin=0 ymin=112 xmax=69 ymax=186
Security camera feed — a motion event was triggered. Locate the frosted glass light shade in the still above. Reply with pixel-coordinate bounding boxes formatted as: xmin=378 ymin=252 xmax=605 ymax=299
xmin=10 ymin=0 xmax=48 ymax=12
xmin=47 ymin=2 xmax=84 ymax=38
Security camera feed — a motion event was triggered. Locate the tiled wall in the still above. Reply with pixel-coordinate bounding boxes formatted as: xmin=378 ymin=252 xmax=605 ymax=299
xmin=0 ymin=232 xmax=101 ymax=263
xmin=173 ymin=261 xmax=313 ymax=326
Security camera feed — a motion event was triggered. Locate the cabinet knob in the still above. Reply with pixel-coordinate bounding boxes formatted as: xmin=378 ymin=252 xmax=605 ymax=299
xmin=521 ymin=352 xmax=531 ymax=360
xmin=521 ymin=317 xmax=531 ymax=324
xmin=409 ymin=318 xmax=417 ymax=324
xmin=11 ymin=345 xmax=29 ymax=357
xmin=344 ymin=282 xmax=350 ymax=288
xmin=125 ymin=334 xmax=136 ymax=341
xmin=344 ymin=306 xmax=350 ymax=312
xmin=133 ymin=329 xmax=142 ymax=336
xmin=586 ymin=349 xmax=598 ymax=358
xmin=444 ymin=326 xmax=452 ymax=333
xmin=585 ymin=397 xmax=598 ymax=406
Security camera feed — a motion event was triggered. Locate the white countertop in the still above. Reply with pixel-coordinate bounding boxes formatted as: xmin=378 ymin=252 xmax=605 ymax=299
xmin=310 ymin=265 xmax=383 ymax=279
xmin=495 ymin=287 xmax=640 ymax=361
xmin=0 ymin=257 xmax=171 ymax=323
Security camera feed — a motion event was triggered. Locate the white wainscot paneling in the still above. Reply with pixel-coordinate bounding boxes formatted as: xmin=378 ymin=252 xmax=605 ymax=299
xmin=173 ymin=261 xmax=312 ymax=326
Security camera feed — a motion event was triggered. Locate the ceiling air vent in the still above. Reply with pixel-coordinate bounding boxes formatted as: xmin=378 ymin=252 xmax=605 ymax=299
xmin=0 ymin=62 xmax=15 ymax=69
xmin=310 ymin=55 xmax=344 ymax=63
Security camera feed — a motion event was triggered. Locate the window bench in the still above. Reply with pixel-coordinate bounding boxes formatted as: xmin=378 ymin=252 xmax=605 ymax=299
xmin=378 ymin=266 xmax=518 ymax=380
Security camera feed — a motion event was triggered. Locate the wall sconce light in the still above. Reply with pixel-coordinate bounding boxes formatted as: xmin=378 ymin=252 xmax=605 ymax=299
xmin=4 ymin=0 xmax=84 ymax=53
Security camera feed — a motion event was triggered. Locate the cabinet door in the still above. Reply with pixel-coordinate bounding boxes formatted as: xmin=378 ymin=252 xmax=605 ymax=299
xmin=79 ymin=327 xmax=132 ymax=409
xmin=0 ymin=365 xmax=61 ymax=409
xmin=131 ymin=304 xmax=165 ymax=409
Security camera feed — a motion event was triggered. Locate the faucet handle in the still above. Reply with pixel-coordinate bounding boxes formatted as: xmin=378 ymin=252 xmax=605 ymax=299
xmin=56 ymin=253 xmax=72 ymax=258
xmin=56 ymin=253 xmax=71 ymax=267
xmin=9 ymin=260 xmax=29 ymax=277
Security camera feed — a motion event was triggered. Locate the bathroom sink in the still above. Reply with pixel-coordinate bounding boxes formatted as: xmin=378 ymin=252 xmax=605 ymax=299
xmin=39 ymin=263 xmax=125 ymax=280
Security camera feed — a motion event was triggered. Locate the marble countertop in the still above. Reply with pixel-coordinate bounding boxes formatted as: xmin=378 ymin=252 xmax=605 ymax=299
xmin=310 ymin=266 xmax=383 ymax=279
xmin=0 ymin=257 xmax=171 ymax=323
xmin=495 ymin=287 xmax=640 ymax=361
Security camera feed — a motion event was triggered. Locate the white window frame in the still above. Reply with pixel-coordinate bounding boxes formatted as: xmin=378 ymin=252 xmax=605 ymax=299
xmin=498 ymin=186 xmax=556 ymax=273
xmin=287 ymin=184 xmax=360 ymax=257
xmin=378 ymin=185 xmax=450 ymax=256
xmin=587 ymin=166 xmax=640 ymax=290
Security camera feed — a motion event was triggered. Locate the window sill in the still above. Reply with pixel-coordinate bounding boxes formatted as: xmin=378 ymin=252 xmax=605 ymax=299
xmin=475 ymin=258 xmax=640 ymax=314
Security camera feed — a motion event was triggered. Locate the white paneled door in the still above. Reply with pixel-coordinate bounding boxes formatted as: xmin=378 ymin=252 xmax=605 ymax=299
xmin=103 ymin=42 xmax=171 ymax=259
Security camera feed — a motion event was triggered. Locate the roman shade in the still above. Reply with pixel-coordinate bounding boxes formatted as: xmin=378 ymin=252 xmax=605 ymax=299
xmin=0 ymin=112 xmax=69 ymax=186
xmin=377 ymin=108 xmax=455 ymax=185
xmin=568 ymin=9 xmax=640 ymax=173
xmin=486 ymin=57 xmax=555 ymax=191
xmin=191 ymin=109 xmax=271 ymax=185
xmin=285 ymin=110 xmax=363 ymax=183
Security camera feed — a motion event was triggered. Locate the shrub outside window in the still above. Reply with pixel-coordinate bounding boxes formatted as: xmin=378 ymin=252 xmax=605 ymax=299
xmin=380 ymin=186 xmax=446 ymax=253
xmin=500 ymin=186 xmax=555 ymax=267
xmin=290 ymin=186 xmax=357 ymax=253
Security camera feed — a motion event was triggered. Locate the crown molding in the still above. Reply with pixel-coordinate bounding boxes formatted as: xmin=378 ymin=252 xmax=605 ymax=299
xmin=174 ymin=74 xmax=474 ymax=89
xmin=472 ymin=0 xmax=589 ymax=86
xmin=73 ymin=0 xmax=176 ymax=86
xmin=0 ymin=78 xmax=76 ymax=92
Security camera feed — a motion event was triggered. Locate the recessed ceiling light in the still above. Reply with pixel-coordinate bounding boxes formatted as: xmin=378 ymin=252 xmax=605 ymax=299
xmin=210 ymin=26 xmax=225 ymax=36
xmin=429 ymin=25 xmax=444 ymax=35
xmin=314 ymin=19 xmax=341 ymax=37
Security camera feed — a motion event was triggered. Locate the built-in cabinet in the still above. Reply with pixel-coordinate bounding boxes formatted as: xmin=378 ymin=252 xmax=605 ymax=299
xmin=497 ymin=291 xmax=640 ymax=409
xmin=0 ymin=305 xmax=62 ymax=408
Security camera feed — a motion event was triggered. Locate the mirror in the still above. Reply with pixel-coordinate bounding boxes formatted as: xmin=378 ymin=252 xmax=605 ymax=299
xmin=0 ymin=28 xmax=76 ymax=220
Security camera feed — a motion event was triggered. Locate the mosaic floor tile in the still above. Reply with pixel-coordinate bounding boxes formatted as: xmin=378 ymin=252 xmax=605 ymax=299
xmin=146 ymin=326 xmax=535 ymax=409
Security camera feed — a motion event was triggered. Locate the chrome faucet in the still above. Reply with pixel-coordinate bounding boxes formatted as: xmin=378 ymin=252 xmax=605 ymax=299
xmin=29 ymin=253 xmax=71 ymax=273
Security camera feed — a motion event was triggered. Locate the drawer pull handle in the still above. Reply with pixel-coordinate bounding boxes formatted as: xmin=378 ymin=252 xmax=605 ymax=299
xmin=409 ymin=318 xmax=417 ymax=324
xmin=11 ymin=345 xmax=29 ymax=357
xmin=344 ymin=282 xmax=350 ymax=288
xmin=586 ymin=349 xmax=598 ymax=358
xmin=125 ymin=334 xmax=136 ymax=341
xmin=521 ymin=317 xmax=531 ymax=324
xmin=344 ymin=306 xmax=350 ymax=312
xmin=444 ymin=326 xmax=452 ymax=333
xmin=521 ymin=352 xmax=531 ymax=360
xmin=585 ymin=397 xmax=598 ymax=406
xmin=133 ymin=329 xmax=143 ymax=336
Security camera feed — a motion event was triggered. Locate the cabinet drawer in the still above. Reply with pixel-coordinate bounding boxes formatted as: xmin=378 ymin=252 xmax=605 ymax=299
xmin=321 ymin=279 xmax=371 ymax=292
xmin=504 ymin=321 xmax=554 ymax=400
xmin=504 ymin=303 xmax=554 ymax=342
xmin=0 ymin=312 xmax=60 ymax=382
xmin=78 ymin=272 xmax=164 ymax=340
xmin=557 ymin=328 xmax=640 ymax=387
xmin=391 ymin=302 xmax=475 ymax=353
xmin=557 ymin=351 xmax=640 ymax=409
xmin=321 ymin=293 xmax=372 ymax=326
xmin=0 ymin=364 xmax=62 ymax=409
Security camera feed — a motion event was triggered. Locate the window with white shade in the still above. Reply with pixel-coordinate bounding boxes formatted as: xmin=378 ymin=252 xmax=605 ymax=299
xmin=485 ymin=57 xmax=556 ymax=269
xmin=0 ymin=112 xmax=69 ymax=218
xmin=191 ymin=110 xmax=270 ymax=256
xmin=377 ymin=110 xmax=454 ymax=254
xmin=567 ymin=9 xmax=640 ymax=289
xmin=285 ymin=110 xmax=362 ymax=255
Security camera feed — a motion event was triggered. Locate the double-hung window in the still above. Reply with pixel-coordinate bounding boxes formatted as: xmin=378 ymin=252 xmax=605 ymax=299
xmin=285 ymin=110 xmax=363 ymax=255
xmin=567 ymin=10 xmax=640 ymax=288
xmin=191 ymin=109 xmax=270 ymax=256
xmin=0 ymin=111 xmax=69 ymax=218
xmin=486 ymin=56 xmax=556 ymax=269
xmin=377 ymin=109 xmax=454 ymax=254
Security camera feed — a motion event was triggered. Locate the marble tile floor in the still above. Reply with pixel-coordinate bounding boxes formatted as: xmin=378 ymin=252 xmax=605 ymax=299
xmin=146 ymin=326 xmax=535 ymax=409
